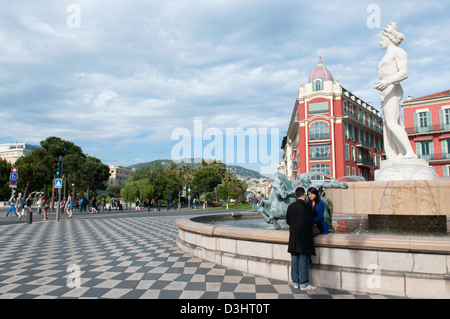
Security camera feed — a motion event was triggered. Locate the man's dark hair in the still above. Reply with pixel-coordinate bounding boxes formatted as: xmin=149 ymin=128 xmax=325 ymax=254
xmin=295 ymin=187 xmax=305 ymax=198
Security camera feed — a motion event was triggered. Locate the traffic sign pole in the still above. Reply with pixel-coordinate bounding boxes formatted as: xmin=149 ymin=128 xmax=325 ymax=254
xmin=56 ymin=187 xmax=61 ymax=222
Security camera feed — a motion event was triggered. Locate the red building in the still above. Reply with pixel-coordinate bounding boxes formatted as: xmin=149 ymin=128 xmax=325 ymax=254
xmin=402 ymin=90 xmax=450 ymax=177
xmin=282 ymin=59 xmax=384 ymax=181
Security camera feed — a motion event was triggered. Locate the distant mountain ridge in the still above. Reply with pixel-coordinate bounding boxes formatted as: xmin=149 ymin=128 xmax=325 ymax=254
xmin=129 ymin=159 xmax=266 ymax=180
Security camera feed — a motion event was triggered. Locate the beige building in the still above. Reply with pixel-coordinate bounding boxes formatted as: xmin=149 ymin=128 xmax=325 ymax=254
xmin=0 ymin=142 xmax=40 ymax=165
xmin=246 ymin=179 xmax=271 ymax=198
xmin=108 ymin=165 xmax=134 ymax=187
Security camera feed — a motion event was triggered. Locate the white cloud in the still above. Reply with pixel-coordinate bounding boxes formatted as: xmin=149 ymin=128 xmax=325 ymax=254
xmin=0 ymin=0 xmax=449 ymax=169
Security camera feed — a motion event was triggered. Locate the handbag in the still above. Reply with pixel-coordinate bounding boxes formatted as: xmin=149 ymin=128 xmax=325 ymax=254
xmin=312 ymin=224 xmax=321 ymax=237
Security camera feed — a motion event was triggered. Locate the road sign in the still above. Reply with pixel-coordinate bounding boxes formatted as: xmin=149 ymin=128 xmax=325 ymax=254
xmin=10 ymin=173 xmax=18 ymax=180
xmin=55 ymin=178 xmax=63 ymax=189
xmin=11 ymin=167 xmax=18 ymax=173
xmin=10 ymin=180 xmax=17 ymax=186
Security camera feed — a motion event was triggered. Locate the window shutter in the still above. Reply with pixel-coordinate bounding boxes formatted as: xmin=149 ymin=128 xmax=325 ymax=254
xmin=414 ymin=113 xmax=419 ymax=133
xmin=442 ymin=139 xmax=449 ymax=158
xmin=444 ymin=166 xmax=449 ymax=177
xmin=427 ymin=111 xmax=432 ymax=131
xmin=416 ymin=142 xmax=422 ymax=157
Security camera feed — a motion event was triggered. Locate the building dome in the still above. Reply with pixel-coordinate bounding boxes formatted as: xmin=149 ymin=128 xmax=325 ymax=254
xmin=308 ymin=57 xmax=334 ymax=83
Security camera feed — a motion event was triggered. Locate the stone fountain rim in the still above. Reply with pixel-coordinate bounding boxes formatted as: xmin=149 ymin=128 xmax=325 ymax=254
xmin=176 ymin=212 xmax=450 ymax=254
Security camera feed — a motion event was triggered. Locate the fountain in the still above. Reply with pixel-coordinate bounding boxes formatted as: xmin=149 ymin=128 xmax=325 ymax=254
xmin=176 ymin=22 xmax=450 ymax=298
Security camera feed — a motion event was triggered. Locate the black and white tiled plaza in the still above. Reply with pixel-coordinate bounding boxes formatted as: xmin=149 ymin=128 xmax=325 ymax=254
xmin=0 ymin=209 xmax=403 ymax=300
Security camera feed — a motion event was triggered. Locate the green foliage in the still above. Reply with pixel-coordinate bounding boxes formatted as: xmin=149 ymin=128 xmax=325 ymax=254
xmin=0 ymin=159 xmax=12 ymax=201
xmin=13 ymin=136 xmax=110 ymax=196
xmin=107 ymin=185 xmax=122 ymax=198
xmin=121 ymin=159 xmax=247 ymax=205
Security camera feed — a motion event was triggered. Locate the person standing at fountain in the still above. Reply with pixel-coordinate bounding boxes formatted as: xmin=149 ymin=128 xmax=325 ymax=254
xmin=374 ymin=22 xmax=417 ymax=160
xmin=286 ymin=187 xmax=317 ymax=291
xmin=307 ymin=187 xmax=329 ymax=235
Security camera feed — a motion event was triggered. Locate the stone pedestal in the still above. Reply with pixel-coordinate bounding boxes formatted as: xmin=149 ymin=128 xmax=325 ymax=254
xmin=375 ymin=158 xmax=437 ymax=181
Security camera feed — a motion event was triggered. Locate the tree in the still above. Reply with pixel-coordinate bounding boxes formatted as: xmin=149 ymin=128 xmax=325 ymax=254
xmin=136 ymin=179 xmax=154 ymax=201
xmin=14 ymin=136 xmax=110 ymax=197
xmin=0 ymin=159 xmax=12 ymax=201
xmin=218 ymin=172 xmax=248 ymax=202
xmin=192 ymin=166 xmax=222 ymax=200
xmin=107 ymin=185 xmax=122 ymax=198
xmin=78 ymin=156 xmax=110 ymax=192
xmin=120 ymin=181 xmax=139 ymax=203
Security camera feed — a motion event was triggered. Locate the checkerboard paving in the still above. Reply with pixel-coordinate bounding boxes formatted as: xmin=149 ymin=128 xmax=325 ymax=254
xmin=0 ymin=215 xmax=398 ymax=299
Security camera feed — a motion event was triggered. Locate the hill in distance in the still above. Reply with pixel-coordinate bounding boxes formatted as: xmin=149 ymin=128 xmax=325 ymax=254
xmin=129 ymin=159 xmax=267 ymax=181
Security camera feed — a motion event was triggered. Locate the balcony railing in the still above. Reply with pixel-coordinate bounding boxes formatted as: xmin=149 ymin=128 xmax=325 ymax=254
xmin=406 ymin=124 xmax=450 ymax=134
xmin=356 ymin=139 xmax=373 ymax=149
xmin=343 ymin=110 xmax=383 ymax=133
xmin=357 ymin=158 xmax=373 ymax=167
xmin=417 ymin=153 xmax=450 ymax=161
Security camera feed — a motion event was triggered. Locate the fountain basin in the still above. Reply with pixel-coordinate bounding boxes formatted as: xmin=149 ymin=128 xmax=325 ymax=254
xmin=326 ymin=180 xmax=450 ymax=233
xmin=176 ymin=213 xmax=450 ymax=298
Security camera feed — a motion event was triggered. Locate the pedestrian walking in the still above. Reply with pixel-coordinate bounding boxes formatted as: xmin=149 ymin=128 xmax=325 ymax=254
xmin=167 ymin=197 xmax=173 ymax=210
xmin=36 ymin=194 xmax=42 ymax=215
xmin=18 ymin=194 xmax=33 ymax=220
xmin=89 ymin=196 xmax=99 ymax=214
xmin=252 ymin=195 xmax=259 ymax=212
xmin=6 ymin=192 xmax=18 ymax=217
xmin=65 ymin=194 xmax=74 ymax=219
xmin=41 ymin=194 xmax=49 ymax=220
xmin=286 ymin=187 xmax=317 ymax=291
xmin=135 ymin=198 xmax=141 ymax=211
xmin=16 ymin=193 xmax=24 ymax=218
xmin=153 ymin=196 xmax=158 ymax=211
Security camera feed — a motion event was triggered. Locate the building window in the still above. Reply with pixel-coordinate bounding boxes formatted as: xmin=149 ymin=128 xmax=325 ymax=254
xmin=414 ymin=111 xmax=432 ymax=133
xmin=351 ymin=146 xmax=356 ymax=162
xmin=310 ymin=163 xmax=331 ymax=175
xmin=310 ymin=144 xmax=330 ymax=161
xmin=313 ymin=79 xmax=323 ymax=91
xmin=440 ymin=109 xmax=450 ymax=130
xmin=309 ymin=121 xmax=330 ymax=140
xmin=416 ymin=140 xmax=433 ymax=160
xmin=419 ymin=112 xmax=428 ymax=128
xmin=345 ymin=144 xmax=349 ymax=161
xmin=309 ymin=101 xmax=329 ymax=114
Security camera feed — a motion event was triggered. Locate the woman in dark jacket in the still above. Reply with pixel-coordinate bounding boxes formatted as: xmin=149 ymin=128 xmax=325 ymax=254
xmin=286 ymin=187 xmax=317 ymax=291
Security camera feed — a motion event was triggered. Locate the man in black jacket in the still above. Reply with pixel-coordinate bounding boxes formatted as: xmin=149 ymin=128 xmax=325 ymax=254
xmin=286 ymin=187 xmax=317 ymax=291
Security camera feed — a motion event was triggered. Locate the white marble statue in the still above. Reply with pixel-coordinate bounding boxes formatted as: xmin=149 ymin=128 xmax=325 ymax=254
xmin=374 ymin=22 xmax=417 ymax=160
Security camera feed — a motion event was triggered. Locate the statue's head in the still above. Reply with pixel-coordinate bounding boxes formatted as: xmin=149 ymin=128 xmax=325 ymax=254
xmin=380 ymin=21 xmax=405 ymax=47
xmin=299 ymin=173 xmax=311 ymax=185
xmin=270 ymin=172 xmax=290 ymax=199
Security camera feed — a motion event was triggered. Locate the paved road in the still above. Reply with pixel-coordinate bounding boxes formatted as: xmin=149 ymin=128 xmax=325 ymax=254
xmin=0 ymin=206 xmax=405 ymax=301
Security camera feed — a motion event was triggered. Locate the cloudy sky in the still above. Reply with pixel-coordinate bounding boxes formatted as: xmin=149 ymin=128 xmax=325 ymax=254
xmin=1 ymin=0 xmax=449 ymax=173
